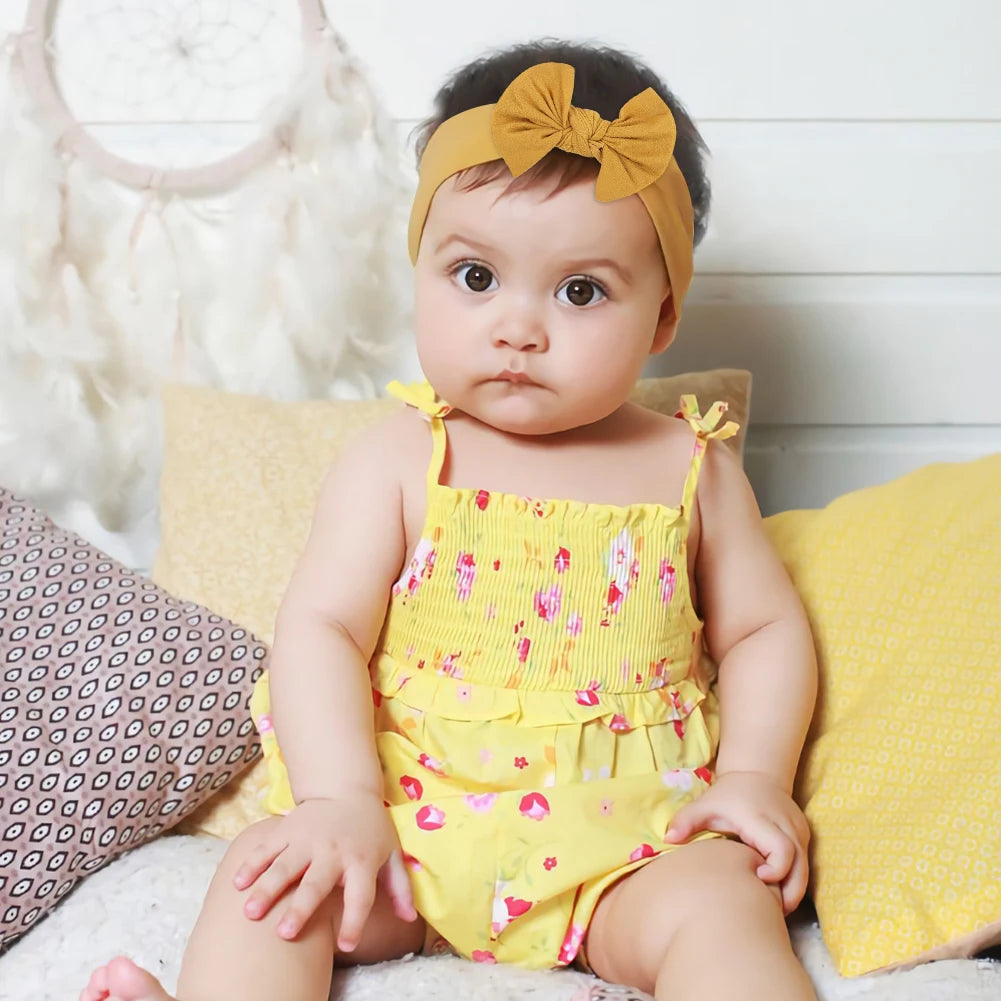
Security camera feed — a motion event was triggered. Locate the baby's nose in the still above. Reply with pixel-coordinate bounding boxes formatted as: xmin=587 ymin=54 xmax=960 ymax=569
xmin=491 ymin=319 xmax=548 ymax=351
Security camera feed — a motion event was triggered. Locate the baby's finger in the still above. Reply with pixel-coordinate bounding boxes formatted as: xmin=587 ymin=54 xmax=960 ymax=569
xmin=754 ymin=828 xmax=795 ymax=883
xmin=337 ymin=865 xmax=377 ymax=952
xmin=277 ymin=861 xmax=339 ymax=940
xmin=779 ymin=844 xmax=810 ymax=915
xmin=664 ymin=799 xmax=713 ymax=843
xmin=233 ymin=834 xmax=287 ymax=891
xmin=244 ymin=848 xmax=308 ymax=920
xmin=378 ymin=850 xmax=418 ymax=923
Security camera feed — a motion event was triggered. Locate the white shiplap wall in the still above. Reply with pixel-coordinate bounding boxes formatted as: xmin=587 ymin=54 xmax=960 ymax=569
xmin=3 ymin=0 xmax=1000 ymax=514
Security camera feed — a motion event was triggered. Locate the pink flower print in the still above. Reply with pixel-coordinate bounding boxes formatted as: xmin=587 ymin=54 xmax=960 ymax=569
xmin=659 ymin=560 xmax=677 ymax=605
xmin=673 ymin=718 xmax=685 ymax=740
xmin=566 ymin=612 xmax=583 ymax=637
xmin=402 ymin=851 xmax=423 ymax=871
xmin=543 ymin=856 xmax=558 ymax=871
xmin=464 ymin=792 xmax=498 ymax=813
xmin=485 ymin=603 xmax=497 ymax=620
xmin=519 ymin=792 xmax=551 ymax=821
xmin=455 ymin=552 xmax=476 ymax=602
xmin=599 ymin=799 xmax=614 ymax=817
xmin=455 ymin=683 xmax=471 ymax=702
xmin=534 ymin=584 xmax=562 ymax=622
xmin=475 ymin=489 xmax=490 ymax=510
xmin=516 ymin=636 xmax=531 ymax=662
xmin=554 ymin=547 xmax=570 ymax=573
xmin=479 ymin=748 xmax=493 ymax=765
xmin=439 ymin=652 xmax=462 ymax=678
xmin=558 ymin=923 xmax=585 ymax=965
xmin=505 ymin=896 xmax=532 ymax=919
xmin=493 ymin=559 xmax=501 ymax=571
xmin=575 ymin=687 xmax=599 ymax=707
xmin=415 ymin=804 xmax=445 ymax=831
xmin=609 ymin=714 xmax=632 ymax=733
xmin=399 ymin=775 xmax=423 ymax=801
xmin=256 ymin=714 xmax=273 ymax=734
xmin=472 ymin=950 xmax=497 ymax=964
xmin=513 ymin=756 xmax=529 ymax=770
xmin=630 ymin=843 xmax=656 ymax=862
xmin=393 ymin=538 xmax=435 ymax=597
xmin=694 ymin=766 xmax=714 ymax=785
xmin=418 ymin=752 xmax=446 ymax=775
xmin=604 ymin=527 xmax=637 ymax=615
xmin=661 ymin=769 xmax=695 ymax=792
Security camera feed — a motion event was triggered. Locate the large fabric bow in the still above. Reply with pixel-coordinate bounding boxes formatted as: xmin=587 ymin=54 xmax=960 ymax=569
xmin=491 ymin=62 xmax=677 ymax=202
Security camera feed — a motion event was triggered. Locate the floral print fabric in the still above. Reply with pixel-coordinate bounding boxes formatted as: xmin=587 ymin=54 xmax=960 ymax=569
xmin=251 ymin=380 xmax=738 ymax=969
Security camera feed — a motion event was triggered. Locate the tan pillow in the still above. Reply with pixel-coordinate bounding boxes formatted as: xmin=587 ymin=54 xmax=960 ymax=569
xmin=155 ymin=371 xmax=751 ymax=838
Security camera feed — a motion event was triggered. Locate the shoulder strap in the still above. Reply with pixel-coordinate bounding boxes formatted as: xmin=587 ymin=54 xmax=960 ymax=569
xmin=678 ymin=394 xmax=740 ymax=514
xmin=385 ymin=379 xmax=453 ymax=490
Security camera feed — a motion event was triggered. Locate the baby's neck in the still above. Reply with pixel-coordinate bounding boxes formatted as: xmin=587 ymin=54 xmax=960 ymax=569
xmin=452 ymin=401 xmax=641 ymax=449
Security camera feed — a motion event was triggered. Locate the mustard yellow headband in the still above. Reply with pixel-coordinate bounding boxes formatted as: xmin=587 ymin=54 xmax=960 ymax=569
xmin=408 ymin=61 xmax=696 ymax=319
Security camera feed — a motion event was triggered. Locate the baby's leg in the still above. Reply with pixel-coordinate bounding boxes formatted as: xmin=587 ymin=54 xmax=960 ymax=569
xmin=582 ymin=838 xmax=817 ymax=1001
xmin=81 ymin=817 xmax=426 ymax=1001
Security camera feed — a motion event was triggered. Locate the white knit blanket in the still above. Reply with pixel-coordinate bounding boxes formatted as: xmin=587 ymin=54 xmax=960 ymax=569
xmin=1 ymin=835 xmax=998 ymax=1001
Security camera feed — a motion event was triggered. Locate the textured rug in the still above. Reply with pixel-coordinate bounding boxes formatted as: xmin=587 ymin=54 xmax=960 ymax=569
xmin=2 ymin=835 xmax=999 ymax=1001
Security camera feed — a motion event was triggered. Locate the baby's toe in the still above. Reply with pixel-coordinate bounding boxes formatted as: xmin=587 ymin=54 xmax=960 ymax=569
xmin=103 ymin=956 xmax=174 ymax=1001
xmin=80 ymin=963 xmax=111 ymax=1001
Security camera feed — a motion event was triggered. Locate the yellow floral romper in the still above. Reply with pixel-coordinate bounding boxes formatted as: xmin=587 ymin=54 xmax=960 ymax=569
xmin=250 ymin=380 xmax=738 ymax=970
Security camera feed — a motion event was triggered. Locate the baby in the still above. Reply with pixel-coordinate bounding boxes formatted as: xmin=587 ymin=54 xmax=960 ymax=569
xmin=83 ymin=38 xmax=819 ymax=1001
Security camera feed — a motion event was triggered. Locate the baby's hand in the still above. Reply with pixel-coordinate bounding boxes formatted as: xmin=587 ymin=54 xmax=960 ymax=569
xmin=232 ymin=796 xmax=417 ymax=950
xmin=664 ymin=770 xmax=811 ymax=914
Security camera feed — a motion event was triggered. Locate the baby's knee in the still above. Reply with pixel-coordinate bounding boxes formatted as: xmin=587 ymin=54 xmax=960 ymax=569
xmin=681 ymin=839 xmax=783 ymax=919
xmin=214 ymin=816 xmax=285 ymax=878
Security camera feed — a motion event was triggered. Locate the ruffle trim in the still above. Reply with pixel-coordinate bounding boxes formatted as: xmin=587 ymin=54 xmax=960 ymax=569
xmin=425 ymin=481 xmax=685 ymax=527
xmin=371 ymin=653 xmax=708 ymax=729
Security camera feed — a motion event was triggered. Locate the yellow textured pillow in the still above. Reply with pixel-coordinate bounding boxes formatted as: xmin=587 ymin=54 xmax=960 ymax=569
xmin=765 ymin=455 xmax=1001 ymax=976
xmin=155 ymin=370 xmax=751 ymax=839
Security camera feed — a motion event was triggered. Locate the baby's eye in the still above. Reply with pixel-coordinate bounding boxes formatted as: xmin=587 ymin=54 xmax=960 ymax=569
xmin=452 ymin=262 xmax=497 ymax=293
xmin=557 ymin=277 xmax=608 ymax=307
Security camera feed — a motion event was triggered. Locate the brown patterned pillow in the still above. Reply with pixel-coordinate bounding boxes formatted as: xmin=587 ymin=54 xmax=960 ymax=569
xmin=0 ymin=487 xmax=268 ymax=951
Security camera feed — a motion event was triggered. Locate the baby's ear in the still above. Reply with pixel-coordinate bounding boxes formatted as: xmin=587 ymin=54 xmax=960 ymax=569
xmin=650 ymin=292 xmax=679 ymax=354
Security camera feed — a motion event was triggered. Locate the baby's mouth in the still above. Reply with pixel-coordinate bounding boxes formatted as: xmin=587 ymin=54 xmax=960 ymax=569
xmin=492 ymin=369 xmax=537 ymax=385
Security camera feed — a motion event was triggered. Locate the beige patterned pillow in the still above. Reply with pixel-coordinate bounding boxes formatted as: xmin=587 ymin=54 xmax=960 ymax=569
xmin=155 ymin=371 xmax=751 ymax=839
xmin=0 ymin=488 xmax=267 ymax=949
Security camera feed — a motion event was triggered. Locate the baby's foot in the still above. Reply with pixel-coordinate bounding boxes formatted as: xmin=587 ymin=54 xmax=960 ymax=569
xmin=80 ymin=956 xmax=175 ymax=1001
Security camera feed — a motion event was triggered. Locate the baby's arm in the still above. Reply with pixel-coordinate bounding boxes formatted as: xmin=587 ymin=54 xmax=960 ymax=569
xmin=236 ymin=415 xmax=416 ymax=947
xmin=268 ymin=420 xmax=406 ymax=804
xmin=665 ymin=441 xmax=818 ymax=911
xmin=695 ymin=444 xmax=817 ymax=791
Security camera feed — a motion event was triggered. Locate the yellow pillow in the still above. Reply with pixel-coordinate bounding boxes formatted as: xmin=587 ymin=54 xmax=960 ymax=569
xmin=765 ymin=455 xmax=1001 ymax=976
xmin=156 ymin=370 xmax=751 ymax=839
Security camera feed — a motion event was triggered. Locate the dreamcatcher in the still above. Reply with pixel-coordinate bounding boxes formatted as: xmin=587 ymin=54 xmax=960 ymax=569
xmin=0 ymin=0 xmax=413 ymax=569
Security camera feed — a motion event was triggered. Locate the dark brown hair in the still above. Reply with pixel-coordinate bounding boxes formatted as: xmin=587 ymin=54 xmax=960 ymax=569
xmin=411 ymin=38 xmax=711 ymax=247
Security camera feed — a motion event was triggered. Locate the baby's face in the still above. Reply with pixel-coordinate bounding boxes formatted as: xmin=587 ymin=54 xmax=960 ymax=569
xmin=413 ymin=168 xmax=676 ymax=436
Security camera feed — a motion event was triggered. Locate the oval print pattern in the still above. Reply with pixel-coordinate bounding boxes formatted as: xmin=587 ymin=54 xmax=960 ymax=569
xmin=0 ymin=488 xmax=268 ymax=950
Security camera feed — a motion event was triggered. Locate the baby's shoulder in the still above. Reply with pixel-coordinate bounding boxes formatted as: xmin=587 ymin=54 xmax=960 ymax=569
xmin=620 ymin=400 xmax=698 ymax=450
xmin=330 ymin=401 xmax=432 ymax=484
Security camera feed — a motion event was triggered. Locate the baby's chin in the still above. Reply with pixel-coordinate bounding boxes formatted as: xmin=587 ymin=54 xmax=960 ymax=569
xmin=460 ymin=390 xmax=608 ymax=438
